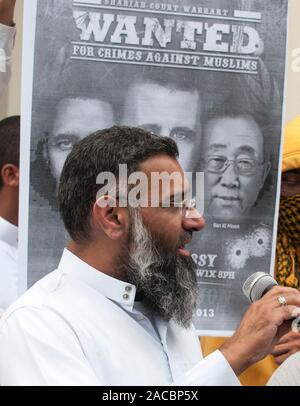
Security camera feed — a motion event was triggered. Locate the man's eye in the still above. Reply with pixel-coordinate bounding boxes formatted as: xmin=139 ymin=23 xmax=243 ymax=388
xmin=172 ymin=131 xmax=187 ymax=141
xmin=237 ymin=159 xmax=253 ymax=170
xmin=140 ymin=124 xmax=160 ymax=135
xmin=171 ymin=128 xmax=195 ymax=142
xmin=208 ymin=158 xmax=225 ymax=169
xmin=55 ymin=139 xmax=74 ymax=151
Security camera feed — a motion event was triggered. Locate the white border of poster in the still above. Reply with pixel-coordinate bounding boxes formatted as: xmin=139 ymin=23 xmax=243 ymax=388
xmin=19 ymin=0 xmax=38 ymax=295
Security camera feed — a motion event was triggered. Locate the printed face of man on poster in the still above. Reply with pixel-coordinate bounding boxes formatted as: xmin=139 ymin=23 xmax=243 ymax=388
xmin=122 ymin=76 xmax=202 ymax=172
xmin=46 ymin=97 xmax=114 ymax=185
xmin=202 ymin=113 xmax=271 ymax=219
xmin=31 ymin=94 xmax=115 ymax=210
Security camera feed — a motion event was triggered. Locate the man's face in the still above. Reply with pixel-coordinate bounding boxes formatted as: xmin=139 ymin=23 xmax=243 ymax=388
xmin=122 ymin=82 xmax=201 ymax=171
xmin=119 ymin=154 xmax=205 ymax=327
xmin=47 ymin=98 xmax=114 ymax=183
xmin=203 ymin=116 xmax=269 ymax=219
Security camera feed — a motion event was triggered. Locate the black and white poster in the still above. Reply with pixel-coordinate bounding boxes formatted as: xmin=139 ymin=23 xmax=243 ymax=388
xmin=20 ymin=0 xmax=288 ymax=335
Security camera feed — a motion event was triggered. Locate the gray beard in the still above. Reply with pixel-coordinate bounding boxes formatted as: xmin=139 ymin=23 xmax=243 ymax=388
xmin=122 ymin=208 xmax=198 ymax=328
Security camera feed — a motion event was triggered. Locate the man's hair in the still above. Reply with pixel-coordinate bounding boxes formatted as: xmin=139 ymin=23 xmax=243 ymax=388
xmin=58 ymin=126 xmax=179 ymax=242
xmin=0 ymin=116 xmax=20 ymax=189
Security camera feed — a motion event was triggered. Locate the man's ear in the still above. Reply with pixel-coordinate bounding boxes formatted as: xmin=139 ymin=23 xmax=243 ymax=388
xmin=92 ymin=196 xmax=128 ymax=240
xmin=1 ymin=164 xmax=19 ymax=188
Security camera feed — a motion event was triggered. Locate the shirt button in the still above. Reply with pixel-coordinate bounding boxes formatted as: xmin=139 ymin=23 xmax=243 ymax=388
xmin=123 ymin=294 xmax=130 ymax=301
xmin=125 ymin=286 xmax=132 ymax=293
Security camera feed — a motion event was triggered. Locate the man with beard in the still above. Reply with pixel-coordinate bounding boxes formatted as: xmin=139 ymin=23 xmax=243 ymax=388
xmin=1 ymin=126 xmax=300 ymax=386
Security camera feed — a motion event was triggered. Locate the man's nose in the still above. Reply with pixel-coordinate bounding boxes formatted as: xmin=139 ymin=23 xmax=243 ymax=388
xmin=220 ymin=163 xmax=240 ymax=188
xmin=182 ymin=208 xmax=206 ymax=232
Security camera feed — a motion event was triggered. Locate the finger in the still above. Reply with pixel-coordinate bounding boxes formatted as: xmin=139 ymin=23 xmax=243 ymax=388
xmin=258 ymin=293 xmax=300 ymax=311
xmin=271 ymin=343 xmax=291 ymax=357
xmin=278 ymin=331 xmax=300 ymax=345
xmin=263 ymin=288 xmax=300 ymax=307
xmin=269 ymin=308 xmax=300 ymax=341
xmin=275 ymin=306 xmax=300 ymax=327
xmin=274 ymin=351 xmax=295 ymax=366
xmin=264 ymin=286 xmax=299 ymax=299
xmin=274 ymin=295 xmax=300 ymax=310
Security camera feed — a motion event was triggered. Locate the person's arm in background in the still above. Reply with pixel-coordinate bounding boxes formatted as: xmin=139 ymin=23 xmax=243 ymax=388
xmin=0 ymin=0 xmax=16 ymax=97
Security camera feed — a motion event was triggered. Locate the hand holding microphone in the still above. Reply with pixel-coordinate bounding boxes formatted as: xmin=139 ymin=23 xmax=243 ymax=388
xmin=219 ymin=272 xmax=300 ymax=376
xmin=242 ymin=272 xmax=300 ymax=365
xmin=243 ymin=272 xmax=300 ymax=333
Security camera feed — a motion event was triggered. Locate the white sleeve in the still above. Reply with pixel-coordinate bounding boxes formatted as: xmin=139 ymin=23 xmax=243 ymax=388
xmin=176 ymin=350 xmax=241 ymax=386
xmin=0 ymin=307 xmax=101 ymax=386
xmin=267 ymin=352 xmax=300 ymax=386
xmin=0 ymin=243 xmax=18 ymax=310
xmin=0 ymin=23 xmax=16 ymax=97
xmin=0 ymin=307 xmax=241 ymax=386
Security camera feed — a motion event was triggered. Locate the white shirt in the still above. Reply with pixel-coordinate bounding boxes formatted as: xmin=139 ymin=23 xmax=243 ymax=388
xmin=0 ymin=217 xmax=18 ymax=313
xmin=0 ymin=249 xmax=240 ymax=386
xmin=0 ymin=22 xmax=15 ymax=97
xmin=267 ymin=351 xmax=300 ymax=386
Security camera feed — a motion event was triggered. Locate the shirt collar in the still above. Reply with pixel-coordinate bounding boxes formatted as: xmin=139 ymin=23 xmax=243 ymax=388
xmin=0 ymin=217 xmax=18 ymax=247
xmin=58 ymin=249 xmax=137 ymax=312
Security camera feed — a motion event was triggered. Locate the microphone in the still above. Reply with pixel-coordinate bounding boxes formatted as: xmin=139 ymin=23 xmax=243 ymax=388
xmin=243 ymin=272 xmax=300 ymax=332
xmin=242 ymin=272 xmax=278 ymax=302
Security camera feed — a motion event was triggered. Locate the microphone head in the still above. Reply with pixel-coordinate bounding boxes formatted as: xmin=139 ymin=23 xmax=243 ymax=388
xmin=243 ymin=272 xmax=278 ymax=302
